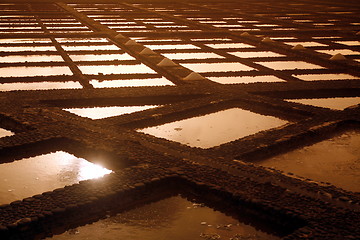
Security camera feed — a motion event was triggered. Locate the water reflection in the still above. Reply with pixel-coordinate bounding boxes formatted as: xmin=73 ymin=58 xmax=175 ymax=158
xmin=90 ymin=78 xmax=174 ymax=88
xmin=229 ymin=51 xmax=285 ymax=58
xmin=79 ymin=64 xmax=156 ymax=75
xmin=145 ymin=44 xmax=200 ymax=50
xmin=0 ymin=81 xmax=82 ymax=91
xmin=139 ymin=108 xmax=288 ymax=148
xmin=64 ymin=105 xmax=158 ymax=119
xmin=317 ymin=49 xmax=360 ymax=55
xmin=0 ymin=46 xmax=57 ymax=52
xmin=293 ymin=73 xmax=360 ymax=81
xmin=256 ymin=61 xmax=324 ymax=70
xmin=0 ymin=128 xmax=13 ymax=138
xmin=62 ymin=45 xmax=120 ymax=51
xmin=0 ymin=55 xmax=64 ymax=63
xmin=163 ymin=52 xmax=224 ymax=60
xmin=259 ymin=130 xmax=360 ymax=192
xmin=69 ymin=53 xmax=134 ymax=61
xmin=0 ymin=151 xmax=112 ymax=205
xmin=182 ymin=62 xmax=255 ymax=72
xmin=287 ymin=97 xmax=360 ymax=110
xmin=0 ymin=66 xmax=72 ymax=77
xmin=205 ymin=43 xmax=255 ymax=49
xmin=51 ymin=196 xmax=278 ymax=240
xmin=209 ymin=76 xmax=284 ymax=84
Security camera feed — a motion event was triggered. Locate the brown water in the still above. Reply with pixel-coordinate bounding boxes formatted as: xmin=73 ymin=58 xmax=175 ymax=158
xmin=139 ymin=108 xmax=288 ymax=148
xmin=259 ymin=130 xmax=360 ymax=192
xmin=0 ymin=151 xmax=112 ymax=205
xmin=64 ymin=105 xmax=158 ymax=119
xmin=287 ymin=97 xmax=360 ymax=110
xmin=51 ymin=196 xmax=279 ymax=240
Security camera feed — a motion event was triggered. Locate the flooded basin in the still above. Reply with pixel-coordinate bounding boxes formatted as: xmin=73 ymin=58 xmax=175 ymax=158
xmin=256 ymin=61 xmax=324 ymax=70
xmin=0 ymin=128 xmax=13 ymax=138
xmin=182 ymin=62 xmax=255 ymax=72
xmin=162 ymin=52 xmax=224 ymax=60
xmin=0 ymin=81 xmax=82 ymax=91
xmin=293 ymin=73 xmax=360 ymax=81
xmin=69 ymin=53 xmax=135 ymax=61
xmin=139 ymin=108 xmax=288 ymax=148
xmin=64 ymin=105 xmax=158 ymax=119
xmin=229 ymin=51 xmax=285 ymax=58
xmin=0 ymin=66 xmax=72 ymax=77
xmin=258 ymin=130 xmax=360 ymax=192
xmin=287 ymin=97 xmax=360 ymax=110
xmin=79 ymin=64 xmax=156 ymax=75
xmin=209 ymin=75 xmax=285 ymax=84
xmin=0 ymin=151 xmax=112 ymax=205
xmin=90 ymin=77 xmax=174 ymax=88
xmin=0 ymin=55 xmax=64 ymax=63
xmin=51 ymin=196 xmax=279 ymax=240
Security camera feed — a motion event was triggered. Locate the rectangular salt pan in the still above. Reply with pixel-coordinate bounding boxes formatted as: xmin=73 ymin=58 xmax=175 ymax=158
xmin=0 ymin=55 xmax=64 ymax=63
xmin=209 ymin=76 xmax=285 ymax=84
xmin=162 ymin=52 xmax=224 ymax=60
xmin=256 ymin=61 xmax=324 ymax=70
xmin=90 ymin=78 xmax=174 ymax=88
xmin=139 ymin=108 xmax=288 ymax=148
xmin=79 ymin=64 xmax=156 ymax=75
xmin=205 ymin=43 xmax=255 ymax=49
xmin=182 ymin=62 xmax=255 ymax=72
xmin=64 ymin=105 xmax=158 ymax=119
xmin=51 ymin=196 xmax=279 ymax=240
xmin=69 ymin=53 xmax=135 ymax=61
xmin=259 ymin=130 xmax=360 ymax=192
xmin=286 ymin=97 xmax=360 ymax=110
xmin=0 ymin=151 xmax=111 ymax=205
xmin=0 ymin=81 xmax=82 ymax=91
xmin=0 ymin=128 xmax=13 ymax=138
xmin=0 ymin=66 xmax=72 ymax=77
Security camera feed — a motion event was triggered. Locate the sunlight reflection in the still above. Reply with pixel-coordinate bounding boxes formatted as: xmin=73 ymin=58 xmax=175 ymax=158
xmin=78 ymin=160 xmax=112 ymax=181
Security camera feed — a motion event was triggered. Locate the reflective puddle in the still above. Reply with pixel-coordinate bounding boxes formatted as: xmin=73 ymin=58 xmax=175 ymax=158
xmin=0 ymin=81 xmax=82 ymax=91
xmin=209 ymin=75 xmax=285 ymax=84
xmin=259 ymin=130 xmax=360 ymax=192
xmin=0 ymin=46 xmax=57 ymax=52
xmin=0 ymin=128 xmax=13 ymax=138
xmin=64 ymin=105 xmax=158 ymax=119
xmin=182 ymin=62 xmax=255 ymax=72
xmin=0 ymin=55 xmax=64 ymax=63
xmin=79 ymin=64 xmax=156 ymax=75
xmin=0 ymin=151 xmax=112 ymax=205
xmin=51 ymin=196 xmax=279 ymax=240
xmin=334 ymin=41 xmax=360 ymax=46
xmin=256 ymin=61 xmax=324 ymax=70
xmin=0 ymin=66 xmax=73 ymax=77
xmin=62 ymin=45 xmax=120 ymax=51
xmin=145 ymin=44 xmax=200 ymax=50
xmin=286 ymin=97 xmax=360 ymax=110
xmin=162 ymin=52 xmax=224 ymax=60
xmin=90 ymin=78 xmax=174 ymax=87
xmin=317 ymin=49 xmax=360 ymax=55
xmin=284 ymin=41 xmax=327 ymax=47
xmin=205 ymin=43 xmax=255 ymax=49
xmin=293 ymin=73 xmax=360 ymax=81
xmin=139 ymin=108 xmax=288 ymax=148
xmin=69 ymin=53 xmax=135 ymax=61
xmin=229 ymin=51 xmax=285 ymax=58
